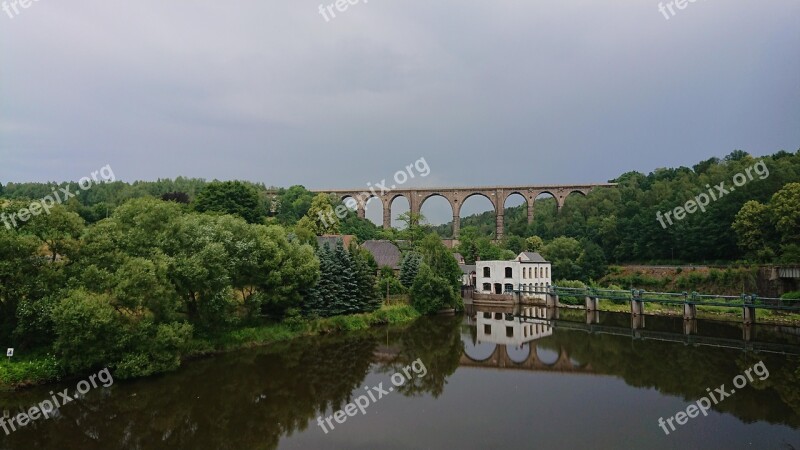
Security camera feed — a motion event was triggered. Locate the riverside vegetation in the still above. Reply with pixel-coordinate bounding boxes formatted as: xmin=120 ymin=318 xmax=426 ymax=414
xmin=1 ymin=148 xmax=798 ymax=388
xmin=0 ymin=189 xmax=462 ymax=390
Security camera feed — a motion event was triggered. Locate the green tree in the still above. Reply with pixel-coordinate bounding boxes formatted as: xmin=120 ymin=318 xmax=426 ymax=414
xmin=417 ymin=233 xmax=462 ymax=291
xmin=733 ymin=200 xmax=775 ymax=260
xmin=526 ymin=235 xmax=544 ymax=252
xmin=274 ymin=185 xmax=315 ymax=225
xmin=193 ymin=180 xmax=264 ymax=223
xmin=305 ymin=193 xmax=340 ymax=235
xmin=542 ymin=236 xmax=583 ymax=281
xmin=501 ymin=235 xmax=526 ymax=255
xmin=409 ymin=264 xmax=460 ymax=315
xmin=26 ymin=205 xmax=85 ymax=262
xmin=770 ymin=183 xmax=800 ymax=245
xmin=399 ymin=252 xmax=422 ymax=288
xmin=398 ymin=211 xmax=427 ymax=245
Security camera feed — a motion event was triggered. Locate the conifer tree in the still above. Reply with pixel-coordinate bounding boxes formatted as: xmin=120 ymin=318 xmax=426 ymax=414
xmin=333 ymin=240 xmax=359 ymax=315
xmin=399 ymin=252 xmax=421 ymax=288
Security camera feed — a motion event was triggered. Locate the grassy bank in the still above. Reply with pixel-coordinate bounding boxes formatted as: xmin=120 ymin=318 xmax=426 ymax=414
xmin=0 ymin=304 xmax=420 ymax=391
xmin=596 ymin=299 xmax=800 ymax=325
xmin=600 ymin=265 xmax=759 ymax=295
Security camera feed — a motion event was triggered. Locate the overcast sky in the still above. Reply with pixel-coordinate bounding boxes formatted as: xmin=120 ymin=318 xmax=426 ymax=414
xmin=1 ymin=1 xmax=799 ymax=223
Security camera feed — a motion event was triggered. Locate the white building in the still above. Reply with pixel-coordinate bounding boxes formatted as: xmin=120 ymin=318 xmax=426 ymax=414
xmin=475 ymin=252 xmax=552 ymax=297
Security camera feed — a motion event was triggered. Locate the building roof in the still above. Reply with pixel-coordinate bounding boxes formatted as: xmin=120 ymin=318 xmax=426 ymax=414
xmin=453 ymin=253 xmax=466 ymax=264
xmin=361 ymin=240 xmax=402 ymax=270
xmin=316 ymin=235 xmax=356 ymax=250
xmin=459 ymin=264 xmax=476 ymax=275
xmin=517 ymin=252 xmax=549 ymax=263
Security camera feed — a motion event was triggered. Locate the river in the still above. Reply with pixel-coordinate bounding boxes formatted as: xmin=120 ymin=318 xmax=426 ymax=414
xmin=1 ymin=307 xmax=799 ymax=449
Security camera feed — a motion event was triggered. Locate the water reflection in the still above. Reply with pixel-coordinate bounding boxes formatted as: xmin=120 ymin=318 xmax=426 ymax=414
xmin=466 ymin=305 xmax=800 ymax=430
xmin=0 ymin=309 xmax=798 ymax=449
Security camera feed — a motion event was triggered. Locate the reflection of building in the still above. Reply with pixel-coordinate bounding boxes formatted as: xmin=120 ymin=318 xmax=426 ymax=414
xmin=475 ymin=252 xmax=551 ymax=296
xmin=475 ymin=307 xmax=553 ymax=347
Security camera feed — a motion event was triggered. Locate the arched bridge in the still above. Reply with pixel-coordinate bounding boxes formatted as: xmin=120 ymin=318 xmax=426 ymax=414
xmin=312 ymin=183 xmax=615 ymax=239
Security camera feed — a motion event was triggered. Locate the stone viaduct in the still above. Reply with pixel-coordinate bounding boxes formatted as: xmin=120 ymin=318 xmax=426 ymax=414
xmin=311 ymin=183 xmax=616 ymax=239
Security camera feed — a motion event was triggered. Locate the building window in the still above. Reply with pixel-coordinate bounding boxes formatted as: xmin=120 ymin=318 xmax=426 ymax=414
xmin=546 ymin=267 xmax=549 ymax=278
xmin=505 ymin=267 xmax=512 ymax=278
xmin=483 ymin=267 xmax=491 ymax=277
xmin=483 ymin=312 xmax=492 ymax=319
xmin=494 ymin=283 xmax=502 ymax=294
xmin=484 ymin=324 xmax=491 ymax=335
xmin=482 ymin=283 xmax=491 ymax=292
xmin=506 ymin=327 xmax=514 ymax=338
xmin=504 ymin=283 xmax=514 ymax=293
xmin=522 ymin=268 xmax=526 ymax=279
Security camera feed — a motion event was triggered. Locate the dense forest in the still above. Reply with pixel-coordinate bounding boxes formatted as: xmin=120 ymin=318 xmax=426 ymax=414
xmin=434 ymin=149 xmax=800 ymax=265
xmin=0 ymin=180 xmax=460 ymax=385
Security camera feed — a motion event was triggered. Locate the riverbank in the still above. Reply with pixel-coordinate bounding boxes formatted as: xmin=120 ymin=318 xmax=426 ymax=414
xmin=0 ymin=304 xmax=420 ymax=391
xmin=593 ymin=300 xmax=800 ymax=325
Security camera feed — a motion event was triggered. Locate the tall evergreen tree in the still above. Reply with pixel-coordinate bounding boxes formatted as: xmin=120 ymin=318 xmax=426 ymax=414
xmin=333 ymin=240 xmax=359 ymax=315
xmin=353 ymin=250 xmax=381 ymax=312
xmin=399 ymin=252 xmax=422 ymax=288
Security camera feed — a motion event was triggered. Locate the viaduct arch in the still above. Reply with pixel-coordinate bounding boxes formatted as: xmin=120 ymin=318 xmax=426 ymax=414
xmin=313 ymin=184 xmax=616 ymax=240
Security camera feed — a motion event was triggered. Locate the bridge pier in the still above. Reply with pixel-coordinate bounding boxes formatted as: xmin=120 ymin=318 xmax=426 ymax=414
xmin=585 ymin=296 xmax=600 ymax=312
xmin=496 ymin=213 xmax=504 ymax=240
xmin=383 ymin=206 xmax=392 ymax=229
xmin=632 ymin=314 xmax=645 ymax=331
xmin=743 ymin=306 xmax=757 ymax=325
xmin=527 ymin=199 xmax=534 ymax=225
xmin=631 ymin=299 xmax=645 ymax=316
xmin=452 ymin=214 xmax=461 ymax=238
xmin=545 ymin=290 xmax=559 ymax=308
xmin=586 ymin=309 xmax=600 ymax=325
xmin=683 ymin=303 xmax=697 ymax=321
xmin=546 ymin=307 xmax=559 ymax=320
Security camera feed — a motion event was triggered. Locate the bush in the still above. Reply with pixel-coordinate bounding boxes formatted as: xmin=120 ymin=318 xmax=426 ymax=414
xmin=410 ymin=264 xmax=460 ymax=315
xmin=51 ymin=290 xmax=124 ymax=373
xmin=781 ymin=291 xmax=800 ymax=300
xmin=378 ymin=276 xmax=406 ymax=296
xmin=0 ymin=353 xmax=61 ymax=387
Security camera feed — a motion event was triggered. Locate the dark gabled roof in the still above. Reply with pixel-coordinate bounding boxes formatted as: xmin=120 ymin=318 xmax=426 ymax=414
xmin=518 ymin=252 xmax=549 ymax=263
xmin=459 ymin=264 xmax=476 ymax=275
xmin=361 ymin=240 xmax=402 ymax=270
xmin=453 ymin=253 xmax=466 ymax=264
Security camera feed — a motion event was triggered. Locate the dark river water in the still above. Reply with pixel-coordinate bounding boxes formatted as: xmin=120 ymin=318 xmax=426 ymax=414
xmin=2 ymin=307 xmax=800 ymax=449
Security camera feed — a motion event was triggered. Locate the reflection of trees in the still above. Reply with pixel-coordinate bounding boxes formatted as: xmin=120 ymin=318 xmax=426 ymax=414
xmin=377 ymin=316 xmax=463 ymax=398
xmin=0 ymin=331 xmax=378 ymax=450
xmin=536 ymin=328 xmax=800 ymax=428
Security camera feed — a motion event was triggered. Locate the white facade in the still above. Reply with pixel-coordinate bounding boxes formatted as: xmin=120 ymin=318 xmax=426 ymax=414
xmin=475 ymin=252 xmax=551 ymax=297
